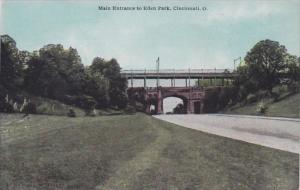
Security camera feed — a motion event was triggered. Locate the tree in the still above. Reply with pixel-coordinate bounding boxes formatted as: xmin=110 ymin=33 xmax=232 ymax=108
xmin=89 ymin=57 xmax=128 ymax=108
xmin=1 ymin=35 xmax=128 ymax=111
xmin=83 ymin=68 xmax=110 ymax=108
xmin=234 ymin=65 xmax=257 ymax=100
xmin=244 ymin=39 xmax=287 ymax=93
xmin=0 ymin=35 xmax=23 ymax=94
xmin=285 ymin=55 xmax=300 ymax=82
xmin=24 ymin=44 xmax=85 ymax=100
xmin=18 ymin=50 xmax=33 ymax=69
xmin=173 ymin=103 xmax=186 ymax=114
xmin=105 ymin=59 xmax=128 ymax=109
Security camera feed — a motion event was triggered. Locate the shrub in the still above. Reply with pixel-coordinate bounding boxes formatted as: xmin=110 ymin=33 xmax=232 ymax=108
xmin=67 ymin=108 xmax=76 ymax=117
xmin=150 ymin=109 xmax=156 ymax=115
xmin=173 ymin=103 xmax=186 ymax=114
xmin=256 ymin=101 xmax=267 ymax=114
xmin=277 ymin=85 xmax=288 ymax=94
xmin=77 ymin=96 xmax=97 ymax=116
xmin=80 ymin=96 xmax=96 ymax=110
xmin=86 ymin=108 xmax=97 ymax=116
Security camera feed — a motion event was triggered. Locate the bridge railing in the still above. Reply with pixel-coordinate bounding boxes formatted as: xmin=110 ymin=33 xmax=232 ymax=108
xmin=121 ymin=69 xmax=234 ymax=74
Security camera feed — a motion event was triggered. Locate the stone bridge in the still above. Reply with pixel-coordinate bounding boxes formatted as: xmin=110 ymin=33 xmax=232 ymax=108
xmin=123 ymin=68 xmax=236 ymax=114
xmin=128 ymin=86 xmax=205 ymax=114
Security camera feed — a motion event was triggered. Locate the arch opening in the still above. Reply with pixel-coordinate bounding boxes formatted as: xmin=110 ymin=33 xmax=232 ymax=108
xmin=163 ymin=96 xmax=186 ymax=114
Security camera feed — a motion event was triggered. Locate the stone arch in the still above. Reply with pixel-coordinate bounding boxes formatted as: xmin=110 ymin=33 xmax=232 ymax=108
xmin=140 ymin=87 xmax=205 ymax=114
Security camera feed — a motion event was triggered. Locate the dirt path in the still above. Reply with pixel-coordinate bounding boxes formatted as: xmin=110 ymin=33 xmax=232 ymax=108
xmin=96 ymin=117 xmax=172 ymax=190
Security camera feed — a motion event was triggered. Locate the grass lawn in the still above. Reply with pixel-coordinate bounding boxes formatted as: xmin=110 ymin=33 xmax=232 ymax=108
xmin=0 ymin=113 xmax=298 ymax=190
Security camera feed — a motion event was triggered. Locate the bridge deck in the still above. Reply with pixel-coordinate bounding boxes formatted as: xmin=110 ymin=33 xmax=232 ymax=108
xmin=121 ymin=69 xmax=237 ymax=79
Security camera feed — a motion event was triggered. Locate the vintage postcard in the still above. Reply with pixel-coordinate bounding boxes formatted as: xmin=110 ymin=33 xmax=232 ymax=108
xmin=0 ymin=0 xmax=299 ymax=189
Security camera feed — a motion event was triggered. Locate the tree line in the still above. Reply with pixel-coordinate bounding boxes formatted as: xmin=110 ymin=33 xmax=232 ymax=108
xmin=0 ymin=35 xmax=128 ymax=113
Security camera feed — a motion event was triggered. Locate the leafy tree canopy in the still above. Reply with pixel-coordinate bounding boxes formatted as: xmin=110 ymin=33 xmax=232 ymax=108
xmin=89 ymin=57 xmax=128 ymax=108
xmin=24 ymin=44 xmax=86 ymax=99
xmin=244 ymin=39 xmax=287 ymax=92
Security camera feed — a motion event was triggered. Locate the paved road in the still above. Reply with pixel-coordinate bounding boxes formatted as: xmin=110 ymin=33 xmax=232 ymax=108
xmin=154 ymin=114 xmax=300 ymax=154
xmin=155 ymin=114 xmax=300 ymax=189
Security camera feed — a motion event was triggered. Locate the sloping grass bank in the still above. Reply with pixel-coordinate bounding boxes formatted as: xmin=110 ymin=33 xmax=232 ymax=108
xmin=7 ymin=95 xmax=127 ymax=117
xmin=0 ymin=113 xmax=298 ymax=189
xmin=224 ymin=92 xmax=300 ymax=118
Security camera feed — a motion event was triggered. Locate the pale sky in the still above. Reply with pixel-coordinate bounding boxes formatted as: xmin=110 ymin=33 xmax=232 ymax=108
xmin=1 ymin=0 xmax=300 ymax=71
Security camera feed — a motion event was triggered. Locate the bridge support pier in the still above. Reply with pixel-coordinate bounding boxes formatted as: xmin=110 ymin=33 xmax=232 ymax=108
xmin=156 ymin=88 xmax=163 ymax=114
xmin=171 ymin=78 xmax=176 ymax=87
xmin=187 ymin=100 xmax=194 ymax=114
xmin=157 ymin=99 xmax=163 ymax=114
xmin=146 ymin=104 xmax=150 ymax=113
xmin=144 ymin=77 xmax=147 ymax=88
